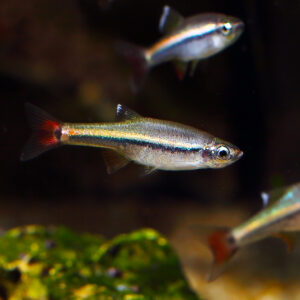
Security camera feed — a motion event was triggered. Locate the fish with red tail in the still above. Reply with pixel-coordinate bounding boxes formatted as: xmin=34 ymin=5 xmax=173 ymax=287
xmin=20 ymin=103 xmax=243 ymax=174
xmin=206 ymin=182 xmax=300 ymax=281
xmin=118 ymin=5 xmax=244 ymax=90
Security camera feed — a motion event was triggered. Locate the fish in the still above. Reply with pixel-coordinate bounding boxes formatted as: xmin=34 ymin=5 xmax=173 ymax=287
xmin=206 ymin=182 xmax=300 ymax=281
xmin=118 ymin=5 xmax=244 ymax=90
xmin=20 ymin=103 xmax=243 ymax=174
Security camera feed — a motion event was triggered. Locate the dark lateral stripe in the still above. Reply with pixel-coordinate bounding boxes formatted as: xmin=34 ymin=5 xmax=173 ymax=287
xmin=155 ymin=30 xmax=215 ymax=56
xmin=69 ymin=134 xmax=202 ymax=153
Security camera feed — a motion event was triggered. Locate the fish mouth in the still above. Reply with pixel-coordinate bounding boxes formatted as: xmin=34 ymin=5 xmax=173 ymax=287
xmin=235 ymin=149 xmax=244 ymax=161
xmin=234 ymin=20 xmax=245 ymax=34
xmin=236 ymin=21 xmax=245 ymax=32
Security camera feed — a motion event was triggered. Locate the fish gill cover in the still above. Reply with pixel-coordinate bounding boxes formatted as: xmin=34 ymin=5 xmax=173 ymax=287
xmin=0 ymin=225 xmax=200 ymax=300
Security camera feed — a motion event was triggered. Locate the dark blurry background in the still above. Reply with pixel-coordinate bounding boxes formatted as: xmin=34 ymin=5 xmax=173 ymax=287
xmin=1 ymin=1 xmax=300 ymax=297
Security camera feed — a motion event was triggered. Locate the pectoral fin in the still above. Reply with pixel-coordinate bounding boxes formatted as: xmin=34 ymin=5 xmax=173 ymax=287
xmin=159 ymin=6 xmax=184 ymax=34
xmin=115 ymin=104 xmax=141 ymax=121
xmin=102 ymin=150 xmax=130 ymax=174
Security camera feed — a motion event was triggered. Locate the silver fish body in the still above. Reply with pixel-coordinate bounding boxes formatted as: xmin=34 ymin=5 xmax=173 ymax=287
xmin=231 ymin=183 xmax=300 ymax=247
xmin=118 ymin=6 xmax=244 ymax=90
xmin=62 ymin=117 xmax=242 ymax=171
xmin=21 ymin=104 xmax=243 ymax=173
xmin=206 ymin=182 xmax=300 ymax=281
xmin=147 ymin=13 xmax=244 ymax=68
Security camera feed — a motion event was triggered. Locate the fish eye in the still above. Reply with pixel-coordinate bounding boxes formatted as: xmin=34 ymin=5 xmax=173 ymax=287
xmin=221 ymin=22 xmax=232 ymax=35
xmin=217 ymin=146 xmax=230 ymax=160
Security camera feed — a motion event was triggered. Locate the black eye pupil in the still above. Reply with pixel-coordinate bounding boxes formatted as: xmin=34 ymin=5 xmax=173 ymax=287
xmin=219 ymin=149 xmax=228 ymax=158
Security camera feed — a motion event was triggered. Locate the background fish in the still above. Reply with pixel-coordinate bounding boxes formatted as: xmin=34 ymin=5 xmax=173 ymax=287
xmin=118 ymin=5 xmax=244 ymax=90
xmin=206 ymin=182 xmax=300 ymax=281
xmin=21 ymin=103 xmax=243 ymax=174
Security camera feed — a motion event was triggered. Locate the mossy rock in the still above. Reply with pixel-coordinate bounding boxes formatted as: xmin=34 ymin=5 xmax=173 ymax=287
xmin=0 ymin=226 xmax=200 ymax=299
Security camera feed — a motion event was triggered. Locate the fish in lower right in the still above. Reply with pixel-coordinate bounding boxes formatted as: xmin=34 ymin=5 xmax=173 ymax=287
xmin=206 ymin=182 xmax=300 ymax=281
xmin=21 ymin=103 xmax=243 ymax=174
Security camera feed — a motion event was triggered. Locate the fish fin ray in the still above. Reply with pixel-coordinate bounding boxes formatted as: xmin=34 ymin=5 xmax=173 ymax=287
xmin=261 ymin=192 xmax=270 ymax=207
xmin=139 ymin=166 xmax=157 ymax=177
xmin=173 ymin=61 xmax=189 ymax=80
xmin=159 ymin=5 xmax=184 ymax=34
xmin=20 ymin=103 xmax=62 ymax=161
xmin=102 ymin=150 xmax=130 ymax=174
xmin=115 ymin=104 xmax=141 ymax=121
xmin=115 ymin=40 xmax=148 ymax=92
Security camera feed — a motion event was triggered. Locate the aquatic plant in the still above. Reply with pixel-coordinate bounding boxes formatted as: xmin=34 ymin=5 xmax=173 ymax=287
xmin=0 ymin=225 xmax=200 ymax=299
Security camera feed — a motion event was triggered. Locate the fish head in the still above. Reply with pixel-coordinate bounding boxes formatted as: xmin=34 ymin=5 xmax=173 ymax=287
xmin=201 ymin=138 xmax=243 ymax=168
xmin=195 ymin=13 xmax=244 ymax=56
xmin=212 ymin=14 xmax=244 ymax=50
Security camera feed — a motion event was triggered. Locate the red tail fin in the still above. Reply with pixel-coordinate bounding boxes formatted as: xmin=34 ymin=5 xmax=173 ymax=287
xmin=20 ymin=103 xmax=62 ymax=161
xmin=207 ymin=229 xmax=237 ymax=281
xmin=116 ymin=40 xmax=148 ymax=92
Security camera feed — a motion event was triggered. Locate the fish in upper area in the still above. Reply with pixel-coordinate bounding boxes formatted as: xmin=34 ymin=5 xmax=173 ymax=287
xmin=20 ymin=103 xmax=243 ymax=174
xmin=206 ymin=182 xmax=300 ymax=281
xmin=118 ymin=5 xmax=244 ymax=90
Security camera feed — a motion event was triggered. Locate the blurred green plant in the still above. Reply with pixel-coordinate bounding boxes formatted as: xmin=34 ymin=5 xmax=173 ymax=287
xmin=0 ymin=225 xmax=200 ymax=299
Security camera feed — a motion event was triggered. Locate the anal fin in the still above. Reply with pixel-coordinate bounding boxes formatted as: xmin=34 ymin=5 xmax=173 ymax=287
xmin=189 ymin=60 xmax=199 ymax=77
xmin=102 ymin=150 xmax=130 ymax=174
xmin=159 ymin=6 xmax=184 ymax=34
xmin=173 ymin=61 xmax=189 ymax=80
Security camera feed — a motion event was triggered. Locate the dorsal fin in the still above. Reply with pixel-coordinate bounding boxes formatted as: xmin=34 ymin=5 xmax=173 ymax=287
xmin=159 ymin=6 xmax=184 ymax=35
xmin=115 ymin=104 xmax=141 ymax=121
xmin=261 ymin=192 xmax=270 ymax=207
xmin=261 ymin=186 xmax=287 ymax=207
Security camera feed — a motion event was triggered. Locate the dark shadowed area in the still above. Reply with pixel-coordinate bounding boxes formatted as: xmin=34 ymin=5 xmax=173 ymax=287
xmin=1 ymin=0 xmax=300 ymax=299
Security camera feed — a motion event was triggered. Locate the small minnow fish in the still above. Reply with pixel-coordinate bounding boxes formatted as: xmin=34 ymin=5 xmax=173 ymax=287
xmin=206 ymin=182 xmax=300 ymax=281
xmin=118 ymin=5 xmax=244 ymax=90
xmin=20 ymin=103 xmax=243 ymax=174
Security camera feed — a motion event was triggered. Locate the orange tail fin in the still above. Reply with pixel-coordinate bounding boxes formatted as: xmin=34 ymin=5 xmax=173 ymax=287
xmin=207 ymin=229 xmax=237 ymax=281
xmin=20 ymin=103 xmax=62 ymax=161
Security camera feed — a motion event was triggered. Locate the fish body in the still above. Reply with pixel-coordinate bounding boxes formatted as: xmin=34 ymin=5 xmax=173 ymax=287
xmin=118 ymin=6 xmax=244 ymax=89
xmin=21 ymin=104 xmax=243 ymax=173
xmin=147 ymin=13 xmax=243 ymax=67
xmin=207 ymin=183 xmax=300 ymax=280
xmin=232 ymin=184 xmax=300 ymax=246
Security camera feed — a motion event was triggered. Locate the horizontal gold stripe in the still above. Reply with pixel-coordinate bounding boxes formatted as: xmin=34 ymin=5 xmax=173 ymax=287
xmin=147 ymin=23 xmax=217 ymax=57
xmin=62 ymin=126 xmax=198 ymax=150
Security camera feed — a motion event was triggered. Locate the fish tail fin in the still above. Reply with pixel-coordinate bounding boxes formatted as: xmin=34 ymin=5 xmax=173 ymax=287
xmin=207 ymin=228 xmax=237 ymax=281
xmin=20 ymin=103 xmax=62 ymax=161
xmin=189 ymin=224 xmax=237 ymax=281
xmin=116 ymin=40 xmax=148 ymax=92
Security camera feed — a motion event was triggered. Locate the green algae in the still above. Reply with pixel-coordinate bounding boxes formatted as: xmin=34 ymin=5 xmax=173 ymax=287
xmin=0 ymin=226 xmax=200 ymax=300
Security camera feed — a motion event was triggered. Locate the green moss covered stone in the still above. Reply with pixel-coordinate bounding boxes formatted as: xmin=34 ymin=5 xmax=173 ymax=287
xmin=0 ymin=226 xmax=200 ymax=300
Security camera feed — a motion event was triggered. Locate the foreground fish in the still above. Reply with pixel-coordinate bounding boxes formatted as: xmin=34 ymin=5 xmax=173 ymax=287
xmin=118 ymin=6 xmax=244 ymax=90
xmin=21 ymin=103 xmax=243 ymax=173
xmin=206 ymin=182 xmax=300 ymax=281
